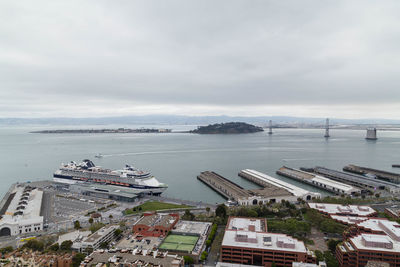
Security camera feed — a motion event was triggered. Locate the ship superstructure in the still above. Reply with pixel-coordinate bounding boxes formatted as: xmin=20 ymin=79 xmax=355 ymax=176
xmin=53 ymin=159 xmax=167 ymax=195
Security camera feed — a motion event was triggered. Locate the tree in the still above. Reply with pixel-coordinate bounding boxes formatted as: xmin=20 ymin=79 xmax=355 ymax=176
xmin=315 ymin=250 xmax=324 ymax=262
xmin=206 ymin=207 xmax=210 ymax=215
xmin=90 ymin=222 xmax=105 ymax=233
xmin=215 ymin=204 xmax=227 ymax=218
xmin=88 ymin=218 xmax=94 ymax=224
xmin=60 ymin=240 xmax=73 ymax=251
xmin=183 ymin=256 xmax=194 ymax=265
xmin=200 ymin=251 xmax=208 ymax=261
xmin=72 ymin=253 xmax=86 ymax=267
xmin=114 ymin=228 xmax=123 ymax=237
xmin=48 ymin=243 xmax=59 ymax=251
xmin=74 ymin=220 xmax=81 ymax=229
xmin=22 ymin=240 xmax=44 ymax=251
xmin=99 ymin=241 xmax=108 ymax=249
xmin=323 ymin=251 xmax=339 ymax=267
xmin=327 ymin=239 xmax=341 ymax=253
xmin=0 ymin=246 xmax=14 ymax=254
xmin=182 ymin=209 xmax=195 ymax=220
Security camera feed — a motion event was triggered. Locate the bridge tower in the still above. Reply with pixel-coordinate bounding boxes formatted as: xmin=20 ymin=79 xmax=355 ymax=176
xmin=366 ymin=128 xmax=377 ymax=140
xmin=268 ymin=120 xmax=273 ymax=135
xmin=324 ymin=118 xmax=330 ymax=138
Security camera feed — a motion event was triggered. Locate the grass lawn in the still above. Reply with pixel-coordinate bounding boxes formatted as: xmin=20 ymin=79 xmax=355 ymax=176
xmin=124 ymin=201 xmax=192 ymax=215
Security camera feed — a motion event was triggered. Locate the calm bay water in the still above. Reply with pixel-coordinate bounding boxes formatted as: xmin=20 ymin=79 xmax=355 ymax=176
xmin=1 ymin=125 xmax=400 ymax=204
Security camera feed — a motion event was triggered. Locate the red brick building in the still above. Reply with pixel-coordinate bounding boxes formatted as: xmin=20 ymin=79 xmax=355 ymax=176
xmin=336 ymin=218 xmax=400 ymax=267
xmin=220 ymin=217 xmax=316 ymax=267
xmin=132 ymin=213 xmax=179 ymax=237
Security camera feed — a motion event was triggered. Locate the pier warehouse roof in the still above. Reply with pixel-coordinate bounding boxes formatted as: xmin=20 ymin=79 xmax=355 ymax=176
xmin=239 ymin=169 xmax=321 ymax=201
xmin=0 ymin=185 xmax=44 ymax=236
xmin=197 ymin=171 xmax=294 ymax=206
xmin=314 ymin=167 xmax=400 ymax=193
xmin=277 ymin=166 xmax=360 ymax=195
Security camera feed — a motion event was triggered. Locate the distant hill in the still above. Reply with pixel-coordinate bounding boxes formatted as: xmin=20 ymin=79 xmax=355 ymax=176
xmin=190 ymin=122 xmax=264 ymax=134
xmin=1 ymin=115 xmax=400 ymax=126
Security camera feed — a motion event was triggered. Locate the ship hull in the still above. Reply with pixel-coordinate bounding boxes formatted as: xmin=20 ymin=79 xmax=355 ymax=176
xmin=53 ymin=173 xmax=167 ymax=195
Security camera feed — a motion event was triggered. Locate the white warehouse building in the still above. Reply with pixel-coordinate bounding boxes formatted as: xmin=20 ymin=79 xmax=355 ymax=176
xmin=0 ymin=185 xmax=44 ymax=236
xmin=239 ymin=169 xmax=321 ymax=201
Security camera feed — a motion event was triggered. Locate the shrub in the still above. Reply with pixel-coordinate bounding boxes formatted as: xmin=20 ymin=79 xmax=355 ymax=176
xmin=22 ymin=240 xmax=44 ymax=251
xmin=60 ymin=240 xmax=73 ymax=251
xmin=48 ymin=243 xmax=59 ymax=251
xmin=72 ymin=253 xmax=86 ymax=267
xmin=183 ymin=256 xmax=194 ymax=264
xmin=200 ymin=251 xmax=208 ymax=261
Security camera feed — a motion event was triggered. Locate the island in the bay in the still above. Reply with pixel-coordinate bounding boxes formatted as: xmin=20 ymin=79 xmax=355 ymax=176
xmin=190 ymin=122 xmax=264 ymax=134
xmin=31 ymin=128 xmax=172 ymax=134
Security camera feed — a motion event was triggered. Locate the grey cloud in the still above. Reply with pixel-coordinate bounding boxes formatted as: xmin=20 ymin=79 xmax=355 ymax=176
xmin=0 ymin=0 xmax=400 ymax=117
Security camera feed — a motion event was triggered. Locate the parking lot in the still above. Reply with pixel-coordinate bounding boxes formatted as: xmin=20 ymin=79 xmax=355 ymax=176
xmin=53 ymin=196 xmax=97 ymax=222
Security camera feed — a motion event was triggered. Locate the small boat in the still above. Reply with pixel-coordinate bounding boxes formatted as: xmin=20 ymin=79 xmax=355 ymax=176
xmin=393 ymin=164 xmax=400 ymax=168
xmin=95 ymin=153 xmax=103 ymax=158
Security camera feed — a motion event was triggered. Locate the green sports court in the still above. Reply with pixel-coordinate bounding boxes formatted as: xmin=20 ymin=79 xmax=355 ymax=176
xmin=159 ymin=234 xmax=199 ymax=252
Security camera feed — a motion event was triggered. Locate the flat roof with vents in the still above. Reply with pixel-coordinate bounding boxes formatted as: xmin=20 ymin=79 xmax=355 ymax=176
xmin=222 ymin=217 xmax=306 ymax=252
xmin=308 ymin=203 xmax=376 ymax=217
xmin=227 ymin=217 xmax=266 ymax=232
xmin=350 ymin=233 xmax=400 ymax=252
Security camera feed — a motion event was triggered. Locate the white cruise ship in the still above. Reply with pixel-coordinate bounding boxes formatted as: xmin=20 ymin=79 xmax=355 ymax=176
xmin=53 ymin=159 xmax=167 ymax=195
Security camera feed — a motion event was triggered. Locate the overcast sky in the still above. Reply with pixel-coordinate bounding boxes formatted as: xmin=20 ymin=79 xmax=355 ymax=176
xmin=1 ymin=1 xmax=399 ymax=119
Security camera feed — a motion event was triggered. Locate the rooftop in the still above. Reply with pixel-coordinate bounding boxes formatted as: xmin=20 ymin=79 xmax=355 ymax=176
xmin=83 ymin=225 xmax=117 ymax=244
xmin=242 ymin=169 xmax=320 ymax=198
xmin=222 ymin=217 xmax=306 ymax=253
xmin=85 ymin=251 xmax=182 ymax=267
xmin=227 ymin=217 xmax=266 ymax=232
xmin=350 ymin=233 xmax=400 ymax=252
xmin=222 ymin=230 xmax=307 ymax=253
xmin=314 ymin=167 xmax=400 ymax=190
xmin=312 ymin=175 xmax=357 ymax=192
xmin=308 ymin=203 xmax=376 ymax=217
xmin=135 ymin=213 xmax=179 ymax=229
xmin=0 ymin=186 xmax=43 ymax=225
xmin=172 ymin=220 xmax=211 ymax=236
xmin=57 ymin=230 xmax=91 ymax=245
xmin=330 ymin=215 xmax=369 ymax=225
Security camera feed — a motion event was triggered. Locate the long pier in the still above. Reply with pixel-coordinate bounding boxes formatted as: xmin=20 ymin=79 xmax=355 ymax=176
xmin=0 ymin=183 xmax=17 ymax=216
xmin=343 ymin=164 xmax=400 ymax=183
xmin=239 ymin=169 xmax=320 ymax=200
xmin=314 ymin=166 xmax=400 ymax=193
xmin=197 ymin=171 xmax=250 ymax=200
xmin=277 ymin=166 xmax=359 ymax=195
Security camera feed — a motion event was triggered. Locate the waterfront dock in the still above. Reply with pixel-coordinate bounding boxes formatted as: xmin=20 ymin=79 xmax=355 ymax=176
xmin=197 ymin=171 xmax=300 ymax=205
xmin=276 ymin=166 xmax=359 ymax=195
xmin=239 ymin=169 xmax=320 ymax=200
xmin=343 ymin=164 xmax=400 ymax=183
xmin=314 ymin=166 xmax=400 ymax=193
xmin=0 ymin=183 xmax=17 ymax=216
xmin=197 ymin=171 xmax=250 ymax=200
